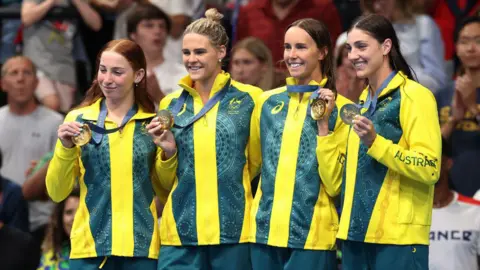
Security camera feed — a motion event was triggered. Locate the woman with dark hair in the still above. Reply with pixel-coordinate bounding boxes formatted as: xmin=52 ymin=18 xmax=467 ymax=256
xmin=46 ymin=39 xmax=165 ymax=270
xmin=247 ymin=18 xmax=351 ymax=270
xmin=337 ymin=14 xmax=442 ymax=269
xmin=360 ymin=0 xmax=447 ymax=93
xmin=37 ymin=190 xmax=80 ymax=270
xmin=437 ymin=16 xmax=480 ymax=198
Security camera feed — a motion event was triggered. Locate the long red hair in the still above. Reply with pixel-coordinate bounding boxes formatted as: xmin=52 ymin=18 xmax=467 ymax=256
xmin=78 ymin=39 xmax=155 ymax=113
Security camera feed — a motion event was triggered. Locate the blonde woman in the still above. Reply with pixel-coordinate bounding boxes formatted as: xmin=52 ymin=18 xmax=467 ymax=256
xmin=148 ymin=8 xmax=262 ymax=270
xmin=230 ymin=37 xmax=275 ymax=91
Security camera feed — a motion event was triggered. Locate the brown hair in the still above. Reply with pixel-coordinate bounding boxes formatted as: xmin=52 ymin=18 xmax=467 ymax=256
xmin=286 ymin=18 xmax=336 ymax=91
xmin=78 ymin=39 xmax=155 ymax=113
xmin=231 ymin=37 xmax=274 ymax=90
xmin=126 ymin=2 xmax=172 ymax=35
xmin=41 ymin=189 xmax=80 ymax=256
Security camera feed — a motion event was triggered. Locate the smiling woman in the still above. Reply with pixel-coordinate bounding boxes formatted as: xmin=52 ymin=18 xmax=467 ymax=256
xmin=247 ymin=18 xmax=351 ymax=270
xmin=333 ymin=14 xmax=442 ymax=270
xmin=148 ymin=8 xmax=263 ymax=270
xmin=46 ymin=39 xmax=167 ymax=270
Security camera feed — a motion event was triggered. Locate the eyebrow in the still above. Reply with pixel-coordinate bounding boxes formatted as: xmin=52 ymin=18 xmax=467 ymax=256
xmin=99 ymin=65 xmax=126 ymax=70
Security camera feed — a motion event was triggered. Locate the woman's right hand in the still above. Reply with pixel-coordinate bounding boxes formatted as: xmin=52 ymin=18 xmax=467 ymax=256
xmin=57 ymin=122 xmax=84 ymax=148
xmin=146 ymin=118 xmax=177 ymax=160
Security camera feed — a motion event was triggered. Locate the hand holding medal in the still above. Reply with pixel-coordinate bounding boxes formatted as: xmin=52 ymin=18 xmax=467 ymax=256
xmin=313 ymin=88 xmax=336 ymax=120
xmin=57 ymin=121 xmax=89 ymax=148
xmin=352 ymin=115 xmax=377 ymax=148
xmin=147 ymin=109 xmax=177 ymax=160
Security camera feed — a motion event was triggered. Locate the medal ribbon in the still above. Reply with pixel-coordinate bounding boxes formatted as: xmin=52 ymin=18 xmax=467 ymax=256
xmin=85 ymin=99 xmax=138 ymax=145
xmin=286 ymin=85 xmax=322 ymax=116
xmin=171 ymin=79 xmax=231 ymax=129
xmin=361 ymin=71 xmax=396 ymax=117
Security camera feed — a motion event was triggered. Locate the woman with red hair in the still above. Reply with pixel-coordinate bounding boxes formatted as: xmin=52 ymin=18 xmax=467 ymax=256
xmin=46 ymin=39 xmax=165 ymax=270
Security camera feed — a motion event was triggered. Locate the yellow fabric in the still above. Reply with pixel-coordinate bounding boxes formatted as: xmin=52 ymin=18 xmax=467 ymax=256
xmin=46 ymin=98 xmax=162 ymax=259
xmin=249 ymin=77 xmax=351 ymax=250
xmin=157 ymin=72 xmax=263 ymax=246
xmin=337 ymin=72 xmax=442 ymax=245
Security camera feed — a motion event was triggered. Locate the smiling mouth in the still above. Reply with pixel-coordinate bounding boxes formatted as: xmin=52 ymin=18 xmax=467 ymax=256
xmin=188 ymin=66 xmax=202 ymax=71
xmin=288 ymin=62 xmax=304 ymax=69
xmin=353 ymin=61 xmax=367 ymax=69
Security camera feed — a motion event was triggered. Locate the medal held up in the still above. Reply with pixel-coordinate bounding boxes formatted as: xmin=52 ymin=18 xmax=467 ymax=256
xmin=310 ymin=97 xmax=327 ymax=120
xmin=71 ymin=124 xmax=92 ymax=146
xmin=156 ymin=109 xmax=175 ymax=130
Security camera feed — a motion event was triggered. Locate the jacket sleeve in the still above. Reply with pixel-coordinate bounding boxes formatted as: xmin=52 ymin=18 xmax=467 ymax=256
xmin=153 ymin=97 xmax=178 ymax=192
xmin=367 ymin=86 xmax=441 ymax=185
xmin=316 ymin=96 xmax=350 ymax=197
xmin=46 ymin=112 xmax=80 ymax=203
xmin=247 ymin=92 xmax=263 ymax=181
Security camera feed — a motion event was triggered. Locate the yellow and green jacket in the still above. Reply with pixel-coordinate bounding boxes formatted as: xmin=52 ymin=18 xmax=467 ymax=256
xmin=338 ymin=72 xmax=441 ymax=245
xmin=248 ymin=77 xmax=351 ymax=250
xmin=46 ymin=98 xmax=166 ymax=259
xmin=157 ymin=72 xmax=262 ymax=246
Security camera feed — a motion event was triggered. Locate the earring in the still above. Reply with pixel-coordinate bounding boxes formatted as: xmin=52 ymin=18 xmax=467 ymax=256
xmin=135 ymin=83 xmax=138 ymax=88
xmin=218 ymin=59 xmax=222 ymax=63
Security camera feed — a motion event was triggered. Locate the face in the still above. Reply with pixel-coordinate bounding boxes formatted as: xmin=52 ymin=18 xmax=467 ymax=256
xmin=182 ymin=33 xmax=226 ymax=83
xmin=284 ymin=26 xmax=324 ymax=84
xmin=456 ymin=22 xmax=480 ymax=70
xmin=62 ymin=196 xmax=79 ymax=237
xmin=371 ymin=0 xmax=396 ymax=20
xmin=346 ymin=28 xmax=390 ymax=79
xmin=130 ymin=19 xmax=168 ymax=56
xmin=1 ymin=58 xmax=38 ymax=106
xmin=231 ymin=48 xmax=266 ymax=87
xmin=97 ymin=51 xmax=144 ymax=102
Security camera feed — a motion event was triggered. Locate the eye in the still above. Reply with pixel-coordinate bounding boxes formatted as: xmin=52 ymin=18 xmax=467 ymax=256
xmin=284 ymin=44 xmax=291 ymax=50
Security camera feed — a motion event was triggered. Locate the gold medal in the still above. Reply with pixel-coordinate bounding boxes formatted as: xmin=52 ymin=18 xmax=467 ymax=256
xmin=156 ymin=109 xmax=174 ymax=130
xmin=310 ymin=98 xmax=327 ymax=120
xmin=340 ymin=104 xmax=361 ymax=125
xmin=71 ymin=124 xmax=92 ymax=146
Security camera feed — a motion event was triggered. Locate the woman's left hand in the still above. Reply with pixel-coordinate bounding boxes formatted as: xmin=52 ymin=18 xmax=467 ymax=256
xmin=352 ymin=115 xmax=377 ymax=147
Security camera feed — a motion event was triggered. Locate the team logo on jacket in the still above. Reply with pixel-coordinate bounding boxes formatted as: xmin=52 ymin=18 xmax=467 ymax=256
xmin=271 ymin=101 xmax=284 ymax=114
xmin=228 ymin=97 xmax=243 ymax=114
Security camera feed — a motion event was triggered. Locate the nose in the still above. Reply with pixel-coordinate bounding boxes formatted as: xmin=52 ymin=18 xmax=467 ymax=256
xmin=187 ymin=53 xmax=197 ymax=63
xmin=104 ymin=71 xmax=114 ymax=83
xmin=347 ymin=48 xmax=359 ymax=62
xmin=288 ymin=47 xmax=298 ymax=59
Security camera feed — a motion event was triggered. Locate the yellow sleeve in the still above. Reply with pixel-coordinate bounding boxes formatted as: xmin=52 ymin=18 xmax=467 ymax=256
xmin=45 ymin=112 xmax=80 ymax=203
xmin=152 ymin=96 xmax=179 ymax=192
xmin=367 ymin=86 xmax=441 ymax=185
xmin=316 ymin=96 xmax=350 ymax=197
xmin=247 ymin=92 xmax=263 ymax=181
